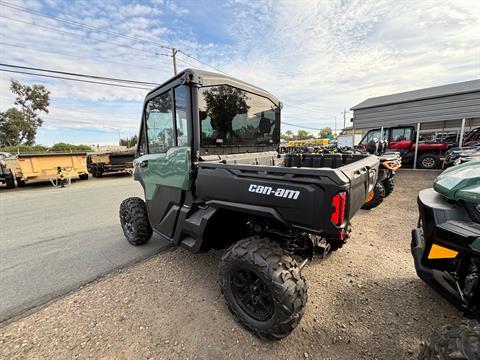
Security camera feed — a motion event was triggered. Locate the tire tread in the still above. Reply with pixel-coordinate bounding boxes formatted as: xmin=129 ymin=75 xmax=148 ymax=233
xmin=219 ymin=236 xmax=307 ymax=340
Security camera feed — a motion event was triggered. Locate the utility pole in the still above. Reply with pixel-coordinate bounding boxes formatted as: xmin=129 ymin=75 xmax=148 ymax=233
xmin=171 ymin=48 xmax=178 ymax=75
xmin=342 ymin=108 xmax=347 ymax=130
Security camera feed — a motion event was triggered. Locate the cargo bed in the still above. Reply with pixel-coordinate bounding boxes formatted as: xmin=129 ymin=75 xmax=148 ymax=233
xmin=196 ymin=152 xmax=379 ymax=237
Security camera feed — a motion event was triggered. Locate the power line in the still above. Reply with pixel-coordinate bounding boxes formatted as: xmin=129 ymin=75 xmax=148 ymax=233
xmin=0 ymin=1 xmax=173 ymax=51
xmin=0 ymin=69 xmax=153 ymax=90
xmin=0 ymin=63 xmax=160 ymax=86
xmin=0 ymin=15 xmax=172 ymax=59
xmin=283 ymin=101 xmax=335 ymax=113
xmin=176 ymin=50 xmax=230 ymax=75
xmin=281 ymin=122 xmax=323 ymax=131
xmin=1 ymin=1 xmax=231 ymax=76
xmin=0 ymin=42 xmax=165 ymax=71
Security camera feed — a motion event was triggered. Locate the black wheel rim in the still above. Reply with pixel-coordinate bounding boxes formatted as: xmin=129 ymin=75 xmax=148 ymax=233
xmin=230 ymin=269 xmax=274 ymax=321
xmin=122 ymin=211 xmax=134 ymax=236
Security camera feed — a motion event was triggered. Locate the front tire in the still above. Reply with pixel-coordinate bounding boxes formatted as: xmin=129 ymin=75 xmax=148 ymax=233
xmin=382 ymin=177 xmax=395 ymax=197
xmin=119 ymin=197 xmax=153 ymax=245
xmin=419 ymin=321 xmax=480 ymax=360
xmin=79 ymin=173 xmax=89 ymax=180
xmin=362 ymin=181 xmax=385 ymax=210
xmin=219 ymin=237 xmax=307 ymax=340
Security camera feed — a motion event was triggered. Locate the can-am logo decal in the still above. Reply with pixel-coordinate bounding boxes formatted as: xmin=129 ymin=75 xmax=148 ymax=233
xmin=248 ymin=184 xmax=300 ymax=200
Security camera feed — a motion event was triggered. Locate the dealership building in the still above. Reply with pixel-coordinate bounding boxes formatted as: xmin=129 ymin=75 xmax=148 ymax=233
xmin=351 ymin=79 xmax=480 ymax=144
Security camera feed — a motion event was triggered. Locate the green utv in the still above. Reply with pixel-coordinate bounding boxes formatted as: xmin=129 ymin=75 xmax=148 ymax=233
xmin=412 ymin=161 xmax=480 ymax=321
xmin=120 ymin=69 xmax=380 ymax=339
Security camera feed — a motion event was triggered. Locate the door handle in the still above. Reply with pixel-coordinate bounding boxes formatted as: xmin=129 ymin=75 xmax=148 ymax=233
xmin=140 ymin=160 xmax=148 ymax=168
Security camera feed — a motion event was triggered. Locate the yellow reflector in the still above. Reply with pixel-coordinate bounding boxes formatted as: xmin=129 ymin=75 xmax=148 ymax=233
xmin=428 ymin=244 xmax=458 ymax=259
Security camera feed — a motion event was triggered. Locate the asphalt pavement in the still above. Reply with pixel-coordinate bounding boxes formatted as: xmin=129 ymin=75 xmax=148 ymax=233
xmin=0 ymin=174 xmax=170 ymax=323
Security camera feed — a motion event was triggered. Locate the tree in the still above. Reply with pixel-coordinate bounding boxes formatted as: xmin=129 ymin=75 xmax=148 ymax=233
xmin=203 ymin=85 xmax=250 ymax=140
xmin=296 ymin=129 xmax=312 ymax=140
xmin=0 ymin=80 xmax=50 ymax=146
xmin=319 ymin=127 xmax=332 ymax=138
xmin=281 ymin=129 xmax=295 ymax=141
xmin=119 ymin=135 xmax=138 ymax=147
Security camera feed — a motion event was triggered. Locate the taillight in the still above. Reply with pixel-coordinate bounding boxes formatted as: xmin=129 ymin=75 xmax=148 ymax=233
xmin=331 ymin=192 xmax=347 ymax=226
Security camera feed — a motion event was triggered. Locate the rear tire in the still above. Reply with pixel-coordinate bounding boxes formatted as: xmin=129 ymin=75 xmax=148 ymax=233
xmin=418 ymin=153 xmax=440 ymax=169
xmin=119 ymin=197 xmax=153 ymax=245
xmin=419 ymin=321 xmax=480 ymax=360
xmin=219 ymin=237 xmax=307 ymax=340
xmin=382 ymin=177 xmax=395 ymax=197
xmin=362 ymin=182 xmax=385 ymax=210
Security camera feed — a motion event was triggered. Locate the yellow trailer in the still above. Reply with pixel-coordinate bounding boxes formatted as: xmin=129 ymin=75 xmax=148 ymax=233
xmin=5 ymin=152 xmax=89 ymax=187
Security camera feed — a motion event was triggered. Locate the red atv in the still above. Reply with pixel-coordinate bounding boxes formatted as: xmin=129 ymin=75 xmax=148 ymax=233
xmin=358 ymin=126 xmax=449 ymax=169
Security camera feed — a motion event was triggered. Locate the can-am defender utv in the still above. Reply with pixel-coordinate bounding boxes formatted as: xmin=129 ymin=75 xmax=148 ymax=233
xmin=411 ymin=161 xmax=480 ymax=320
xmin=119 ymin=69 xmax=379 ymax=339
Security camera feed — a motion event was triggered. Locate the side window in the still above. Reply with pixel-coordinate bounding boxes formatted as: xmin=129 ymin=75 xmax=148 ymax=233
xmin=391 ymin=128 xmax=411 ymax=142
xmin=174 ymin=86 xmax=189 ymax=147
xmin=367 ymin=130 xmax=381 ymax=143
xmin=145 ymin=91 xmax=174 ymax=153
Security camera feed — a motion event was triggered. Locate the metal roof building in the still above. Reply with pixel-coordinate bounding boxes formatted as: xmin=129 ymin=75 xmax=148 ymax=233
xmin=351 ymin=79 xmax=480 ymax=134
xmin=350 ymin=79 xmax=480 ymax=168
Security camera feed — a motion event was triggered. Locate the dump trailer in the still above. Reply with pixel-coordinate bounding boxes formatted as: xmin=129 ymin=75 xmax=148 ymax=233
xmin=5 ymin=152 xmax=89 ymax=187
xmin=87 ymin=150 xmax=135 ymax=178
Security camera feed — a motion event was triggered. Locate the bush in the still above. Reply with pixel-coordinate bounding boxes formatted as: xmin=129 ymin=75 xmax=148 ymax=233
xmin=49 ymin=143 xmax=91 ymax=152
xmin=0 ymin=145 xmax=48 ymax=153
xmin=0 ymin=143 xmax=92 ymax=154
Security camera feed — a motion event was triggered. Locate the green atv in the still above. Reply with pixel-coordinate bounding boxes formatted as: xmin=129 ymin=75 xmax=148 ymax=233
xmin=411 ymin=161 xmax=480 ymax=320
xmin=119 ymin=69 xmax=380 ymax=339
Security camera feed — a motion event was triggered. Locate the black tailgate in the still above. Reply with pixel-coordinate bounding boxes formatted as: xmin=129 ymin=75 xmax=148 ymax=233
xmin=339 ymin=155 xmax=380 ymax=218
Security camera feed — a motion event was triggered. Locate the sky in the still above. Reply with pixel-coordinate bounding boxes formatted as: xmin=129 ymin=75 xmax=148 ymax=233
xmin=1 ymin=0 xmax=479 ymax=146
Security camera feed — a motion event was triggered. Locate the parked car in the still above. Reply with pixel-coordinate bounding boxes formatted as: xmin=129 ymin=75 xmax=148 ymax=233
xmin=0 ymin=156 xmax=15 ymax=189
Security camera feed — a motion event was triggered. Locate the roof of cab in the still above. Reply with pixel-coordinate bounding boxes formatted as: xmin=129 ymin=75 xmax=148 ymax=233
xmin=147 ymin=68 xmax=281 ymax=107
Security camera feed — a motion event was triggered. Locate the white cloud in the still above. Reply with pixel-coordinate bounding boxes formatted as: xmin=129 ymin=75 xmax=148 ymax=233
xmin=1 ymin=0 xmax=479 ymax=141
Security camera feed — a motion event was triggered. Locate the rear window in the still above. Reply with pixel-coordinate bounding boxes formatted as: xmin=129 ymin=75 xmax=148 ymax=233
xmin=198 ymin=85 xmax=280 ymax=147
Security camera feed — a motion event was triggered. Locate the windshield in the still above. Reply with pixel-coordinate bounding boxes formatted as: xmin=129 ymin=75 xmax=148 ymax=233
xmin=198 ymin=85 xmax=280 ymax=147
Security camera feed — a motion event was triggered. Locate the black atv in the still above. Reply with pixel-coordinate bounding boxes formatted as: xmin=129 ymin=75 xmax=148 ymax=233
xmin=443 ymin=145 xmax=480 ymax=168
xmin=362 ymin=149 xmax=402 ymax=210
xmin=339 ymin=140 xmax=402 ymax=210
xmin=411 ymin=161 xmax=480 ymax=320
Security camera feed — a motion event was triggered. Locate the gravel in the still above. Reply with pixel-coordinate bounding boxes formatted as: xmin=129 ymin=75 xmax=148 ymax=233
xmin=0 ymin=170 xmax=463 ymax=359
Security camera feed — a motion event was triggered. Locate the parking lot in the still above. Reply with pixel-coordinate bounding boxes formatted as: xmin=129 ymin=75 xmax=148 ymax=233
xmin=0 ymin=174 xmax=169 ymax=323
xmin=0 ymin=170 xmax=463 ymax=359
